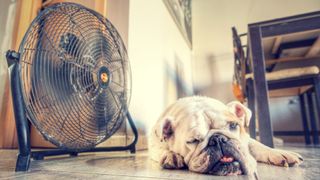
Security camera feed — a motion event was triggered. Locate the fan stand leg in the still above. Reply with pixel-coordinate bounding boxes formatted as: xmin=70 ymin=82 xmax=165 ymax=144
xmin=126 ymin=112 xmax=138 ymax=154
xmin=130 ymin=147 xmax=136 ymax=154
xmin=16 ymin=154 xmax=31 ymax=171
xmin=11 ymin=64 xmax=31 ymax=171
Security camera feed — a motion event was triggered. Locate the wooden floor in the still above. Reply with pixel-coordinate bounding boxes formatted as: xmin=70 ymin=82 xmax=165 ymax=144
xmin=1 ymin=144 xmax=319 ymax=179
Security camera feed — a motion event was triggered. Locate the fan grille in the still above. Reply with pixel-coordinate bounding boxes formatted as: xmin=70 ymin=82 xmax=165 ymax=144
xmin=18 ymin=3 xmax=131 ymax=150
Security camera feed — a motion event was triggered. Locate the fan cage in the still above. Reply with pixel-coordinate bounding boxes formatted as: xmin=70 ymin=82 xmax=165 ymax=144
xmin=18 ymin=3 xmax=131 ymax=150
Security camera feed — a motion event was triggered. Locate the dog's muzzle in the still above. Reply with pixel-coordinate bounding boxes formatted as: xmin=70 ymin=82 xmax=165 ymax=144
xmin=204 ymin=133 xmax=248 ymax=176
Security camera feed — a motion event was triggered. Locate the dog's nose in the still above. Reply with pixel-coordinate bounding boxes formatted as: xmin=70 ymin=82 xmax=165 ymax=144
xmin=208 ymin=133 xmax=229 ymax=146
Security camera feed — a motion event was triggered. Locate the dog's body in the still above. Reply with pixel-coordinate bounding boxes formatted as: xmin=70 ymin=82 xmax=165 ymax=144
xmin=149 ymin=96 xmax=303 ymax=176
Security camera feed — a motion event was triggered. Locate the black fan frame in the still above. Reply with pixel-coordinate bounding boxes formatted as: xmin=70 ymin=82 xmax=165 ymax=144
xmin=5 ymin=3 xmax=138 ymax=172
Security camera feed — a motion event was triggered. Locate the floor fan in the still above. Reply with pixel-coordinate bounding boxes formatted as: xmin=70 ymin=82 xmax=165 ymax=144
xmin=5 ymin=2 xmax=138 ymax=171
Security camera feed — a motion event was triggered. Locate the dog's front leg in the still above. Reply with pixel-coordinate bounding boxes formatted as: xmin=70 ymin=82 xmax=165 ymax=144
xmin=149 ymin=140 xmax=185 ymax=169
xmin=160 ymin=150 xmax=186 ymax=169
xmin=248 ymin=138 xmax=303 ymax=167
xmin=149 ymin=129 xmax=185 ymax=169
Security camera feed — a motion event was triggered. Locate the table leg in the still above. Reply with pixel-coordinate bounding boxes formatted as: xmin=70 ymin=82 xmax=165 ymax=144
xmin=248 ymin=26 xmax=274 ymax=148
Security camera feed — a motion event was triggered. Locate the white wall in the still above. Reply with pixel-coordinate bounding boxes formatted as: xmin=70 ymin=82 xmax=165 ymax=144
xmin=128 ymin=0 xmax=192 ymax=136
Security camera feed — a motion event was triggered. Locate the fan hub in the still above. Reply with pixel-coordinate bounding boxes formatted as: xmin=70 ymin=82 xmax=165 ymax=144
xmin=101 ymin=73 xmax=108 ymax=83
xmin=98 ymin=66 xmax=110 ymax=88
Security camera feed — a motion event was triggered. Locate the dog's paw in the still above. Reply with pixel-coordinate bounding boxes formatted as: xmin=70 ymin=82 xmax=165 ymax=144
xmin=160 ymin=151 xmax=185 ymax=169
xmin=265 ymin=149 xmax=303 ymax=167
xmin=246 ymin=155 xmax=258 ymax=175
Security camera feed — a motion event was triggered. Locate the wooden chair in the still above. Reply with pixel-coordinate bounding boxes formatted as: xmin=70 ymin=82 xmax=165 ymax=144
xmin=232 ymin=27 xmax=320 ymax=145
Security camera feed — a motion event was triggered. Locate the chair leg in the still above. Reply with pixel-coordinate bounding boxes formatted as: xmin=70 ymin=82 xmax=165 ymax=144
xmin=299 ymin=94 xmax=311 ymax=144
xmin=307 ymin=92 xmax=319 ymax=145
xmin=247 ymin=79 xmax=256 ymax=139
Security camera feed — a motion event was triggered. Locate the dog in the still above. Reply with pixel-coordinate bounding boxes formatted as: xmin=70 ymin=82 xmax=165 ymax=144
xmin=149 ymin=96 xmax=303 ymax=176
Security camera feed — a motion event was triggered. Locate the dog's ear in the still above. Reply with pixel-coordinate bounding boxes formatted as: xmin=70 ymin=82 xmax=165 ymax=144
xmin=227 ymin=101 xmax=252 ymax=127
xmin=160 ymin=117 xmax=174 ymax=141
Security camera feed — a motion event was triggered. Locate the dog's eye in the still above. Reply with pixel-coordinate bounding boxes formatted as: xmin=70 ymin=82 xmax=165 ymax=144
xmin=229 ymin=122 xmax=239 ymax=131
xmin=186 ymin=138 xmax=200 ymax=144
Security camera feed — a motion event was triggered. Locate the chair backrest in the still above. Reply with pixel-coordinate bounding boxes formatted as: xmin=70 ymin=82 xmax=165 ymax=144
xmin=232 ymin=27 xmax=248 ymax=100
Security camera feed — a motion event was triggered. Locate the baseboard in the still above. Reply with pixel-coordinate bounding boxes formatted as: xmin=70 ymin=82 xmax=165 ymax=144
xmin=273 ymin=130 xmax=320 ymax=136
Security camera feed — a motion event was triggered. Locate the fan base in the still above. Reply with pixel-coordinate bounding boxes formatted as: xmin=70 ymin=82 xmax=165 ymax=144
xmin=15 ymin=112 xmax=138 ymax=172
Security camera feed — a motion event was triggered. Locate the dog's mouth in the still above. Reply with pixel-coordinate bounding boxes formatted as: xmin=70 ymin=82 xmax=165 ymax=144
xmin=204 ymin=139 xmax=248 ymax=176
xmin=206 ymin=155 xmax=243 ymax=176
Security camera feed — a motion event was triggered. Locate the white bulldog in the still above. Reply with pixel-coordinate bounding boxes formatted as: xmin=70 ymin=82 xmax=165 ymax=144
xmin=149 ymin=96 xmax=303 ymax=176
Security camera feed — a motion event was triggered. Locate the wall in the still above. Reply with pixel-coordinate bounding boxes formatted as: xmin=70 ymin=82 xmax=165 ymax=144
xmin=0 ymin=0 xmax=17 ymax=148
xmin=128 ymin=0 xmax=193 ymax=144
xmin=107 ymin=0 xmax=129 ymax=47
xmin=192 ymin=0 xmax=320 ymax=142
xmin=0 ymin=0 xmax=43 ymax=148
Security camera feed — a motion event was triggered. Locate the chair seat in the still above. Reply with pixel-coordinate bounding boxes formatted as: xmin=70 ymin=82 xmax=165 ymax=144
xmin=246 ymin=66 xmax=319 ymax=81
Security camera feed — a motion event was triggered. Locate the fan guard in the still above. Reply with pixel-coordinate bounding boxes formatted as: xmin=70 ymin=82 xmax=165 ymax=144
xmin=18 ymin=3 xmax=131 ymax=150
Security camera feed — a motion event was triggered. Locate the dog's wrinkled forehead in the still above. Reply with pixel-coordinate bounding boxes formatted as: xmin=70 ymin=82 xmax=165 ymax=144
xmin=201 ymin=109 xmax=240 ymax=129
